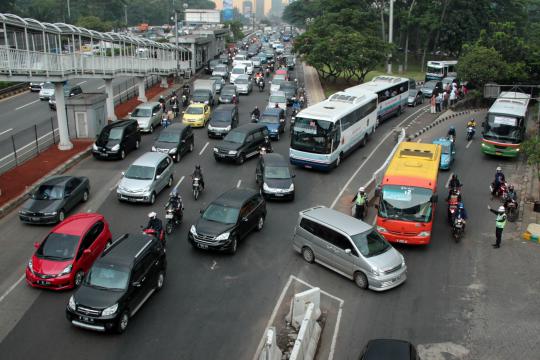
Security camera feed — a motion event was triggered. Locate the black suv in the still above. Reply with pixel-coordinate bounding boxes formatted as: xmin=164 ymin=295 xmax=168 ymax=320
xmin=93 ymin=119 xmax=141 ymax=160
xmin=207 ymin=104 xmax=239 ymax=138
xmin=360 ymin=339 xmax=420 ymax=360
xmin=213 ymin=123 xmax=269 ymax=164
xmin=66 ymin=233 xmax=166 ymax=333
xmin=256 ymin=153 xmax=295 ymax=200
xmin=188 ymin=188 xmax=266 ymax=254
xmin=152 ymin=123 xmax=194 ymax=162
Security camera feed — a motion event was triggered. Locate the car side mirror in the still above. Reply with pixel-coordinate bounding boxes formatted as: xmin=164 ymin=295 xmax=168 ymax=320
xmin=156 ymin=175 xmax=161 ymax=180
xmin=242 ymin=217 xmax=249 ymax=222
xmin=83 ymin=249 xmax=91 ymax=256
xmin=64 ymin=192 xmax=71 ymax=197
xmin=121 ymin=171 xmax=125 ymax=176
xmin=292 ymin=174 xmax=296 ymax=178
xmin=374 ymin=204 xmax=379 ymax=209
xmin=34 ymin=242 xmax=40 ymax=249
xmin=200 ymin=209 xmax=204 ymax=214
xmin=128 ymin=112 xmax=132 ymax=116
xmin=132 ymin=281 xmax=141 ymax=288
xmin=345 ymin=249 xmax=352 ymax=255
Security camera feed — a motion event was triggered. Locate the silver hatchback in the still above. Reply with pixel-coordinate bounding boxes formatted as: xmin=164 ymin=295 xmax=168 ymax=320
xmin=130 ymin=102 xmax=163 ymax=133
xmin=292 ymin=206 xmax=407 ymax=291
xmin=117 ymin=152 xmax=173 ymax=204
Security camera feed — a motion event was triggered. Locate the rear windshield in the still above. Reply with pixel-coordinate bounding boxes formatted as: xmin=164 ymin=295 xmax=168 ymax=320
xmin=232 ymin=68 xmax=245 ymax=74
xmin=224 ymin=131 xmax=246 ymax=144
xmin=212 ymin=111 xmax=232 ymax=122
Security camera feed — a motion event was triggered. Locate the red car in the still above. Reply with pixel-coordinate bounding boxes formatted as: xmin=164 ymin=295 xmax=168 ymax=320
xmin=26 ymin=213 xmax=112 ymax=290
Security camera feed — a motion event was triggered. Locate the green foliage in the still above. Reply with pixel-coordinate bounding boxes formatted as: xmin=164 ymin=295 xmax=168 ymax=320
xmin=76 ymin=16 xmax=113 ymax=32
xmin=456 ymin=45 xmax=510 ymax=88
xmin=223 ymin=20 xmax=244 ymax=41
xmin=522 ymin=135 xmax=540 ymax=179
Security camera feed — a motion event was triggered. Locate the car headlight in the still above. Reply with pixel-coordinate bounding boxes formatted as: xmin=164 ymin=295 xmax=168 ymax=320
xmin=28 ymin=259 xmax=34 ymax=273
xmin=102 ymin=303 xmax=118 ymax=316
xmin=111 ymin=144 xmax=120 ymax=152
xmin=208 ymin=125 xmax=214 ymax=130
xmin=418 ymin=231 xmax=431 ymax=237
xmin=68 ymin=296 xmax=76 ymax=311
xmin=376 ymin=226 xmax=387 ymax=233
xmin=152 ymin=146 xmax=157 ymax=151
xmin=215 ymin=232 xmax=230 ymax=241
xmin=400 ymin=255 xmax=406 ymax=267
xmin=288 ymin=183 xmax=294 ymax=191
xmin=42 ymin=211 xmax=58 ymax=216
xmin=225 ymin=125 xmax=231 ymax=131
xmin=169 ymin=148 xmax=177 ymax=154
xmin=190 ymin=225 xmax=197 ymax=236
xmin=92 ymin=144 xmax=98 ymax=151
xmin=370 ymin=267 xmax=381 ymax=276
xmin=263 ymin=183 xmax=271 ymax=191
xmin=228 ymin=150 xmax=237 ymax=155
xmin=60 ymin=264 xmax=72 ymax=275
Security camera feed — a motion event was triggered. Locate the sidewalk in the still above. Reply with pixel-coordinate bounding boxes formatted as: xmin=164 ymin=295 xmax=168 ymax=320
xmin=302 ymin=63 xmax=325 ymax=105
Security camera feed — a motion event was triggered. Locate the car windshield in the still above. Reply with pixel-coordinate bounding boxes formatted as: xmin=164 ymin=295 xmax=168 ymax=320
xmin=32 ymin=184 xmax=64 ymax=200
xmin=42 ymin=82 xmax=54 ymax=89
xmin=125 ymin=165 xmax=154 ymax=180
xmin=210 ymin=77 xmax=222 ymax=83
xmin=350 ymin=229 xmax=391 ymax=258
xmin=291 ymin=117 xmax=334 ymax=154
xmin=269 ymin=95 xmax=286 ymax=103
xmin=379 ymin=185 xmax=433 ymax=223
xmin=84 ymin=263 xmax=130 ymax=290
xmin=214 ymin=65 xmax=227 ymax=72
xmin=236 ymin=78 xmax=249 ymax=84
xmin=224 ymin=131 xmax=246 ymax=144
xmin=131 ymin=108 xmax=152 ymax=117
xmin=265 ymin=166 xmax=290 ymax=179
xmin=212 ymin=111 xmax=231 ymax=122
xmin=158 ymin=132 xmax=181 ymax=143
xmin=186 ymin=106 xmax=204 ymax=115
xmin=222 ymin=88 xmax=236 ymax=96
xmin=108 ymin=127 xmax=123 ymax=140
xmin=36 ymin=232 xmax=79 ymax=261
xmin=260 ymin=115 xmax=280 ymax=124
xmin=232 ymin=68 xmax=245 ymax=74
xmin=484 ymin=114 xmax=522 ymax=143
xmin=202 ymin=203 xmax=240 ymax=225
xmin=408 ymin=89 xmax=418 ymax=96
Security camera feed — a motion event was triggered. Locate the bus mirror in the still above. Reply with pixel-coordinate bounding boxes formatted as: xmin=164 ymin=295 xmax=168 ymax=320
xmin=431 ymin=194 xmax=438 ymax=203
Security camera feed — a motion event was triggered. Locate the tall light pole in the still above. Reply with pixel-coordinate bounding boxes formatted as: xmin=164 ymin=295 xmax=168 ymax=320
xmin=387 ymin=0 xmax=394 ymax=74
xmin=67 ymin=0 xmax=71 ymax=21
xmin=124 ymin=4 xmax=128 ymax=27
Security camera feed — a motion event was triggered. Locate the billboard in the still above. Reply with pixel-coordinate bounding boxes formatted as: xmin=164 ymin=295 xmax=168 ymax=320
xmin=223 ymin=0 xmax=234 ymax=21
xmin=185 ymin=9 xmax=221 ymax=24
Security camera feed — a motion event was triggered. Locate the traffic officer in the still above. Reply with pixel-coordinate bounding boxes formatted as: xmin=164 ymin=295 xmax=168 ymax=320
xmin=488 ymin=205 xmax=507 ymax=248
xmin=352 ymin=187 xmax=368 ymax=220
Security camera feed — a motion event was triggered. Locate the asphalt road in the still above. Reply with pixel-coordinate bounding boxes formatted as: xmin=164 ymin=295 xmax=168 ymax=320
xmin=0 ymin=63 xmax=537 ymax=360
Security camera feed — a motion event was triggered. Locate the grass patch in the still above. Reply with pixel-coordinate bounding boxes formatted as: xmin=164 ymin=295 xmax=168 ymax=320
xmin=0 ymin=81 xmax=16 ymax=90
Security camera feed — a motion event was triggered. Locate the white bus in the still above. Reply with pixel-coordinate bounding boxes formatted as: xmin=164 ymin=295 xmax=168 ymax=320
xmin=346 ymin=76 xmax=410 ymax=126
xmin=425 ymin=60 xmax=458 ymax=81
xmin=289 ymin=91 xmax=378 ymax=171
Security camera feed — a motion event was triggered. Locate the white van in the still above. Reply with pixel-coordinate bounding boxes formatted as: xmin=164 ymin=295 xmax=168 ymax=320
xmin=236 ymin=60 xmax=254 ymax=75
xmin=230 ymin=65 xmax=247 ymax=85
xmin=232 ymin=54 xmax=247 ymax=67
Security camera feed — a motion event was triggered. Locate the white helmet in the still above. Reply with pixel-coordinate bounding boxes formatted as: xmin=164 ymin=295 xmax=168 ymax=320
xmin=359 ymin=187 xmax=365 ymax=193
xmin=148 ymin=211 xmax=157 ymax=219
xmin=496 ymin=166 xmax=502 ymax=171
xmin=498 ymin=206 xmax=505 ymax=213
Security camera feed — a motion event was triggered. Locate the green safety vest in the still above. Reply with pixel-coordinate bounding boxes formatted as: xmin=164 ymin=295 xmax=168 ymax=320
xmin=356 ymin=194 xmax=367 ymax=206
xmin=496 ymin=213 xmax=507 ymax=229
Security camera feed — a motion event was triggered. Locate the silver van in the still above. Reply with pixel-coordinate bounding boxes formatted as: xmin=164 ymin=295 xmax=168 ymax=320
xmin=130 ymin=102 xmax=163 ymax=133
xmin=117 ymin=152 xmax=173 ymax=204
xmin=292 ymin=206 xmax=407 ymax=291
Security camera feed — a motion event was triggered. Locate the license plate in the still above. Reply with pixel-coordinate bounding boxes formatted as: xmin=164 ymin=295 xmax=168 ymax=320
xmin=101 ymin=153 xmax=108 ymax=157
xmin=197 ymin=243 xmax=208 ymax=249
xmin=217 ymin=154 xmax=225 ymax=158
xmin=32 ymin=217 xmax=40 ymax=221
xmin=275 ymin=193 xmax=284 ymax=197
xmin=165 ymin=214 xmax=174 ymax=219
xmin=304 ymin=165 xmax=312 ymax=169
xmin=496 ymin=152 xmax=502 ymax=155
xmin=396 ymin=239 xmax=407 ymax=244
xmin=37 ymin=280 xmax=50 ymax=286
xmin=80 ymin=316 xmax=94 ymax=323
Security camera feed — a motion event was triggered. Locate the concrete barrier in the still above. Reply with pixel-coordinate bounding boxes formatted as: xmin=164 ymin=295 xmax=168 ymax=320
xmin=258 ymin=327 xmax=282 ymax=360
xmin=289 ymin=303 xmax=322 ymax=360
xmin=288 ymin=287 xmax=321 ymax=329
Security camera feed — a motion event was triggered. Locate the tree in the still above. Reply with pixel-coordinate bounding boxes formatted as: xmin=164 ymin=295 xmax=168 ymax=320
xmin=457 ymin=45 xmax=510 ymax=88
xmin=223 ymin=20 xmax=244 ymax=41
xmin=76 ymin=16 xmax=114 ymax=32
xmin=522 ymin=136 xmax=540 ymax=181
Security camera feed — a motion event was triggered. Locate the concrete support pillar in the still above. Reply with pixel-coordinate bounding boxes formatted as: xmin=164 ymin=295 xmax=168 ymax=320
xmin=160 ymin=75 xmax=169 ymax=88
xmin=137 ymin=76 xmax=147 ymax=102
xmin=191 ymin=43 xmax=196 ymax=75
xmin=104 ymin=78 xmax=117 ymax=122
xmin=54 ymin=82 xmax=73 ymax=150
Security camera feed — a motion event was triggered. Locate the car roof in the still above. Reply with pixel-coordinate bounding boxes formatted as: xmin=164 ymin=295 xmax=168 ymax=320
xmin=237 ymin=74 xmax=250 ymax=80
xmin=362 ymin=339 xmax=414 ymax=359
xmin=270 ymin=91 xmax=286 ymax=97
xmin=41 ymin=175 xmax=74 ymax=186
xmin=214 ymin=104 xmax=236 ymax=113
xmin=262 ymin=108 xmax=282 ymax=116
xmin=213 ymin=188 xmax=258 ymax=208
xmin=99 ymin=234 xmax=156 ymax=268
xmin=52 ymin=213 xmax=104 ymax=236
xmin=161 ymin=123 xmax=186 ymax=133
xmin=136 ymin=101 xmax=160 ymax=109
xmin=104 ymin=119 xmax=135 ymax=129
xmin=262 ymin=153 xmax=287 ymax=166
xmin=232 ymin=123 xmax=266 ymax=134
xmin=188 ymin=103 xmax=206 ymax=108
xmin=222 ymin=85 xmax=236 ymax=90
xmin=300 ymin=206 xmax=371 ymax=235
xmin=132 ymin=151 xmax=168 ymax=166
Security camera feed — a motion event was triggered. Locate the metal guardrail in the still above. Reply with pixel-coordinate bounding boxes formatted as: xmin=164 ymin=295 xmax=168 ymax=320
xmin=0 ymin=82 xmax=28 ymax=96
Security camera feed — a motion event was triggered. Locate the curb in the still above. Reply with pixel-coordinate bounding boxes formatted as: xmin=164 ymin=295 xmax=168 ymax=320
xmin=405 ymin=108 xmax=488 ymax=141
xmin=0 ymin=87 xmax=29 ymax=100
xmin=0 ymin=145 xmax=93 ymax=219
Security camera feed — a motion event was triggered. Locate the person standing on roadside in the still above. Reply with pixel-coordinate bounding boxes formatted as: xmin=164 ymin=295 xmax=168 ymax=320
xmin=488 ymin=205 xmax=507 ymax=248
xmin=443 ymin=91 xmax=449 ymax=110
xmin=352 ymin=187 xmax=368 ymax=220
xmin=436 ymin=92 xmax=443 ymax=112
xmin=449 ymin=88 xmax=457 ymax=106
xmin=430 ymin=95 xmax=436 ymax=113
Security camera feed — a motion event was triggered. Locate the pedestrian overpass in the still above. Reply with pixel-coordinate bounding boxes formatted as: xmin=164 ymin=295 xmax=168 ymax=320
xmin=0 ymin=13 xmax=192 ymax=150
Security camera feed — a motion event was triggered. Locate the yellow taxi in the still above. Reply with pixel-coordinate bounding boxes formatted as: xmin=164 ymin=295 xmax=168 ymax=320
xmin=182 ymin=103 xmax=211 ymax=127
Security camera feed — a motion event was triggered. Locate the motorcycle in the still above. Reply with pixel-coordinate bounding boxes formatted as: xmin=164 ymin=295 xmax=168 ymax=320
xmin=505 ymin=198 xmax=518 ymax=222
xmin=142 ymin=226 xmax=166 ymax=245
xmin=452 ymin=217 xmax=465 ymax=242
xmin=164 ymin=201 xmax=183 ymax=235
xmin=251 ymin=114 xmax=259 ymax=123
xmin=257 ymin=79 xmax=265 ymax=92
xmin=182 ymin=94 xmax=188 ymax=107
xmin=490 ymin=181 xmax=508 ymax=201
xmin=466 ymin=126 xmax=475 ymax=141
xmin=448 ymin=134 xmax=456 ymax=144
xmin=447 ymin=190 xmax=460 ymax=224
xmin=265 ymin=68 xmax=270 ymax=78
xmin=192 ymin=177 xmax=202 ymax=200
xmin=290 ymin=108 xmax=298 ymax=134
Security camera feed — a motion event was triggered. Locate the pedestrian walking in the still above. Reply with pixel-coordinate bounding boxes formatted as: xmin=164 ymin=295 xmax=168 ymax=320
xmin=488 ymin=205 xmax=507 ymax=248
xmin=436 ymin=92 xmax=443 ymax=112
xmin=449 ymin=88 xmax=457 ymax=106
xmin=443 ymin=91 xmax=449 ymax=110
xmin=430 ymin=95 xmax=436 ymax=113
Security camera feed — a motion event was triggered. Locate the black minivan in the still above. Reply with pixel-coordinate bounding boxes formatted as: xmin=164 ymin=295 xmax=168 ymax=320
xmin=207 ymin=104 xmax=239 ymax=138
xmin=256 ymin=153 xmax=295 ymax=200
xmin=188 ymin=188 xmax=266 ymax=254
xmin=93 ymin=119 xmax=141 ymax=160
xmin=152 ymin=123 xmax=194 ymax=162
xmin=213 ymin=123 xmax=269 ymax=164
xmin=66 ymin=233 xmax=166 ymax=333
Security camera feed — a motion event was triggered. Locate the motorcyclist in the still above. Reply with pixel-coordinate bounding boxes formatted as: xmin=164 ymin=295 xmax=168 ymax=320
xmin=447 ymin=126 xmax=456 ymax=141
xmin=260 ymin=135 xmax=272 ymax=153
xmin=251 ymin=106 xmax=260 ymax=120
xmin=159 ymin=95 xmax=166 ymax=111
xmin=351 ymin=187 xmax=368 ymax=220
xmin=504 ymin=184 xmax=518 ymax=208
xmin=191 ymin=164 xmax=205 ymax=190
xmin=257 ymin=77 xmax=265 ymax=90
xmin=467 ymin=119 xmax=476 ymax=128
xmin=492 ymin=166 xmax=506 ymax=196
xmin=447 ymin=174 xmax=462 ymax=199
xmin=145 ymin=212 xmax=163 ymax=236
xmin=166 ymin=190 xmax=184 ymax=223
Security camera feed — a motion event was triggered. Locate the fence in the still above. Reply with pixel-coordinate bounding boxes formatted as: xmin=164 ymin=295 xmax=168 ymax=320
xmin=112 ymin=75 xmax=160 ymax=106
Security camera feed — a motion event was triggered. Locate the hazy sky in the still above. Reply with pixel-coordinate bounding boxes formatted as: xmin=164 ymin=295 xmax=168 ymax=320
xmin=214 ymin=0 xmax=273 ymax=14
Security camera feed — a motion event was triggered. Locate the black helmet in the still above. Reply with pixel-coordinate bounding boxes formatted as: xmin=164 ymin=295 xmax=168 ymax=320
xmin=508 ymin=184 xmax=514 ymax=191
xmin=452 ymin=174 xmax=457 ymax=180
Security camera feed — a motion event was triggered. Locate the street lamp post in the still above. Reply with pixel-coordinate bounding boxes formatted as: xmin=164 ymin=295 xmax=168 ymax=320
xmin=387 ymin=0 xmax=394 ymax=74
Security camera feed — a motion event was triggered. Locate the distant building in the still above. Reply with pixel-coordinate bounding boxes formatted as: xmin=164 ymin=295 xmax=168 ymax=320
xmin=270 ymin=0 xmax=283 ymax=17
xmin=255 ymin=0 xmax=265 ymax=19
xmin=242 ymin=0 xmax=253 ymax=16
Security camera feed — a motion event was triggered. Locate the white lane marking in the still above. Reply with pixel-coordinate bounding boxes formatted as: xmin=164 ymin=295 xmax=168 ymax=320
xmin=466 ymin=140 xmax=472 ymax=149
xmin=445 ymin=172 xmax=454 ymax=189
xmin=97 ymin=85 xmax=105 ymax=90
xmin=0 ymin=275 xmax=25 ymax=303
xmin=210 ymin=260 xmax=217 ymax=270
xmin=0 ymin=128 xmax=12 ymax=136
xmin=199 ymin=142 xmax=209 ymax=156
xmin=330 ymin=105 xmax=428 ymax=209
xmin=175 ymin=175 xmax=185 ymax=189
xmin=236 ymin=179 xmax=242 ymax=188
xmin=76 ymin=80 xmax=87 ymax=85
xmin=15 ymin=99 xmax=39 ymax=111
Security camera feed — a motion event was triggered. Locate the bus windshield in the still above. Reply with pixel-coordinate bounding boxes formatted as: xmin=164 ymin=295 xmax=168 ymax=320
xmin=291 ymin=117 xmax=334 ymax=154
xmin=427 ymin=66 xmax=443 ymax=75
xmin=484 ymin=114 xmax=522 ymax=143
xmin=378 ymin=185 xmax=433 ymax=223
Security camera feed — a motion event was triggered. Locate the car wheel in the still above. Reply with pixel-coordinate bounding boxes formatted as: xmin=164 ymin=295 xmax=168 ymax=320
xmin=361 ymin=135 xmax=368 ymax=147
xmin=167 ymin=176 xmax=173 ymax=188
xmin=74 ymin=270 xmax=84 ymax=288
xmin=228 ymin=237 xmax=238 ymax=254
xmin=135 ymin=140 xmax=140 ymax=149
xmin=120 ymin=149 xmax=126 ymax=160
xmin=256 ymin=215 xmax=265 ymax=231
xmin=106 ymin=238 xmax=113 ymax=248
xmin=156 ymin=270 xmax=165 ymax=292
xmin=82 ymin=190 xmax=89 ymax=202
xmin=189 ymin=140 xmax=194 ymax=152
xmin=237 ymin=154 xmax=245 ymax=165
xmin=149 ymin=125 xmax=154 ymax=134
xmin=302 ymin=247 xmax=314 ymax=263
xmin=354 ymin=271 xmax=369 ymax=289
xmin=149 ymin=192 xmax=156 ymax=205
xmin=335 ymin=153 xmax=343 ymax=168
xmin=58 ymin=210 xmax=65 ymax=223
xmin=276 ymin=133 xmax=280 ymax=141
xmin=117 ymin=311 xmax=129 ymax=333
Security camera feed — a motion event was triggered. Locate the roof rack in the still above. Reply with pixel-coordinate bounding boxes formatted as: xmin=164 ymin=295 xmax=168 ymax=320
xmin=101 ymin=234 xmax=129 ymax=257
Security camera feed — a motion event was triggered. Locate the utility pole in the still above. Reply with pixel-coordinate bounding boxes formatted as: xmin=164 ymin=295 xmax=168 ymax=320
xmin=386 ymin=0 xmax=394 ymax=74
xmin=124 ymin=4 xmax=128 ymax=27
xmin=67 ymin=0 xmax=71 ymax=21
xmin=175 ymin=10 xmax=179 ymax=76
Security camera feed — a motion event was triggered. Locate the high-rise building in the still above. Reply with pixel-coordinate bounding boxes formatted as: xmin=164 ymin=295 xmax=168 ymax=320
xmin=270 ymin=0 xmax=283 ymax=17
xmin=255 ymin=0 xmax=265 ymax=19
xmin=242 ymin=0 xmax=253 ymax=16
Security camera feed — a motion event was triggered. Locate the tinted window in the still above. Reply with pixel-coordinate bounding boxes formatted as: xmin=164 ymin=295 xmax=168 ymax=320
xmin=224 ymin=131 xmax=246 ymax=144
xmin=213 ymin=111 xmax=232 ymax=122
xmin=158 ymin=131 xmax=181 ymax=143
xmin=132 ymin=108 xmax=152 ymax=117
xmin=202 ymin=204 xmax=240 ymax=224
xmin=33 ymin=184 xmax=64 ymax=200
xmin=350 ymin=230 xmax=391 ymax=257
xmin=37 ymin=233 xmax=80 ymax=261
xmin=84 ymin=263 xmax=130 ymax=290
xmin=125 ymin=165 xmax=154 ymax=180
xmin=264 ymin=166 xmax=290 ymax=179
